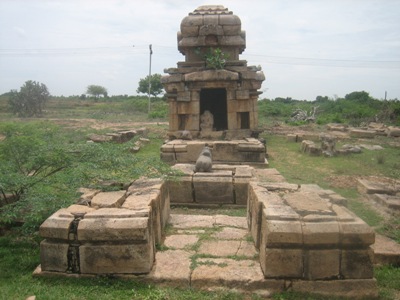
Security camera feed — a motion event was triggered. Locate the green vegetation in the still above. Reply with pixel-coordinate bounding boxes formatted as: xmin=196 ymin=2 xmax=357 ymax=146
xmin=0 ymin=121 xmax=171 ymax=232
xmin=86 ymin=84 xmax=108 ymax=101
xmin=137 ymin=73 xmax=164 ymax=97
xmin=0 ymin=89 xmax=400 ymax=299
xmin=259 ymin=91 xmax=400 ymax=126
xmin=8 ymin=80 xmax=50 ymax=117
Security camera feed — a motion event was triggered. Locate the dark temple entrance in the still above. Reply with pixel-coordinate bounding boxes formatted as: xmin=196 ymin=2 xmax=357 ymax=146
xmin=200 ymin=88 xmax=227 ymax=131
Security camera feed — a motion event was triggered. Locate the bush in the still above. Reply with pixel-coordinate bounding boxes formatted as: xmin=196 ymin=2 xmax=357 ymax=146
xmin=0 ymin=122 xmax=172 ymax=232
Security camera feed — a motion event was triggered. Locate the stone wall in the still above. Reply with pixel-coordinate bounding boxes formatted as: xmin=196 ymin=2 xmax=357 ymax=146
xmin=247 ymin=182 xmax=375 ymax=281
xmin=40 ymin=179 xmax=169 ymax=275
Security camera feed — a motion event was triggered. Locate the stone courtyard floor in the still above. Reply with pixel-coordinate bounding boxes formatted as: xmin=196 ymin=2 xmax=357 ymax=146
xmin=143 ymin=212 xmax=400 ymax=296
xmin=146 ymin=213 xmax=272 ymax=295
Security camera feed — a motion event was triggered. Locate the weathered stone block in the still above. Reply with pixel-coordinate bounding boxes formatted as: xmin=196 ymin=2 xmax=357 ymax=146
xmin=302 ymin=221 xmax=340 ymax=247
xmin=40 ymin=240 xmax=69 ymax=272
xmin=349 ymin=129 xmax=376 ymax=138
xmin=78 ymin=216 xmax=149 ymax=242
xmin=262 ymin=219 xmax=303 ymax=248
xmin=339 ymin=220 xmax=375 ymax=247
xmin=180 ymin=25 xmax=199 ymax=36
xmin=212 ymin=141 xmax=238 ymax=161
xmin=80 ymin=243 xmax=154 ymax=274
xmin=234 ymin=177 xmax=249 ymax=205
xmin=168 ymin=176 xmax=194 ymax=203
xmin=357 ymin=179 xmax=397 ymax=195
xmin=159 ymin=182 xmax=170 ymax=230
xmin=122 ymin=194 xmax=151 ymax=211
xmin=260 ymin=248 xmax=303 ymax=278
xmin=185 ymin=142 xmax=207 ymax=161
xmin=90 ymin=191 xmax=126 ymax=208
xmin=341 ymin=248 xmax=374 ymax=279
xmin=304 ymin=249 xmax=340 ymax=280
xmin=160 ymin=152 xmax=175 ymax=163
xmin=177 ymin=90 xmax=191 ymax=102
xmin=331 ymin=205 xmax=355 ymax=222
xmin=263 ymin=205 xmax=300 ymax=221
xmin=237 ymin=142 xmax=264 ymax=152
xmin=235 ymin=89 xmax=249 ymax=100
xmin=223 ymin=25 xmax=241 ymax=35
xmin=387 ymin=126 xmax=400 ymax=137
xmin=39 ymin=209 xmax=73 ymax=240
xmin=193 ymin=175 xmax=233 ymax=204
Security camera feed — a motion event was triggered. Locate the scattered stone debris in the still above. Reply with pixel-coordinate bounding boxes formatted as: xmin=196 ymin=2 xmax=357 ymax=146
xmin=357 ymin=178 xmax=400 ymax=212
xmin=88 ymin=129 xmax=145 ymax=144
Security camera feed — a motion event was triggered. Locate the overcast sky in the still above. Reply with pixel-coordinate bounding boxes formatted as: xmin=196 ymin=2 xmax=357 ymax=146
xmin=1 ymin=0 xmax=400 ymax=100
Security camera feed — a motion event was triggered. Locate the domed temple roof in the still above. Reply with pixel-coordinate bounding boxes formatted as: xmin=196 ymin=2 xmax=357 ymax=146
xmin=178 ymin=5 xmax=246 ymax=59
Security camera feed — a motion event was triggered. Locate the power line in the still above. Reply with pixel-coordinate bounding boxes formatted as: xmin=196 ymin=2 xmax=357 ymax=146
xmin=1 ymin=44 xmax=399 ymax=69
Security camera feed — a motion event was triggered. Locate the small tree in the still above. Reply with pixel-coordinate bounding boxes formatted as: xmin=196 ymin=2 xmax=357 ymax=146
xmin=8 ymin=80 xmax=50 ymax=117
xmin=0 ymin=122 xmax=72 ymax=205
xmin=137 ymin=74 xmax=164 ymax=97
xmin=86 ymin=85 xmax=108 ymax=101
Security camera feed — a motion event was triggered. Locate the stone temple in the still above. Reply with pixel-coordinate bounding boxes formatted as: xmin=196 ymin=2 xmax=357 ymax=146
xmin=35 ymin=6 xmax=379 ymax=299
xmin=160 ymin=5 xmax=267 ymax=165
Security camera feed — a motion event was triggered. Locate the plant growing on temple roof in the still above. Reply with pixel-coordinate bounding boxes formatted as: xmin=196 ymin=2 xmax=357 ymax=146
xmin=204 ymin=48 xmax=229 ymax=70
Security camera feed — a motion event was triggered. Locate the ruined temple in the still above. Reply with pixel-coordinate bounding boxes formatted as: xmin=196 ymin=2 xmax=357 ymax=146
xmin=162 ymin=5 xmax=265 ymax=139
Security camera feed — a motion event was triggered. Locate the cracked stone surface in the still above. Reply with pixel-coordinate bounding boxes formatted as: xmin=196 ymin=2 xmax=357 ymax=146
xmin=164 ymin=234 xmax=199 ymax=249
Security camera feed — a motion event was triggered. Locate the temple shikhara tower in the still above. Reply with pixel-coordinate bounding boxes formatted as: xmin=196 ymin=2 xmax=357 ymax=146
xmin=161 ymin=5 xmax=266 ymax=164
xmin=162 ymin=5 xmax=265 ymax=139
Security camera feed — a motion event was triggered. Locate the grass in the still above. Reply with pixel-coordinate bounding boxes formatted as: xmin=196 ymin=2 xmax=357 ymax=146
xmin=265 ymin=134 xmax=400 ymax=241
xmin=1 ymin=101 xmax=399 ymax=299
xmin=0 ymin=235 xmax=246 ymax=300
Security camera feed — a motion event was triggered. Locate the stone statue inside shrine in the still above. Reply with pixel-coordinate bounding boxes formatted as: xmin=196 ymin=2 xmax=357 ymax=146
xmin=200 ymin=110 xmax=214 ymax=132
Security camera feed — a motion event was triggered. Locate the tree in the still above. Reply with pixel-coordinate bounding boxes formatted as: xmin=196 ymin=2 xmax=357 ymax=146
xmin=8 ymin=80 xmax=50 ymax=117
xmin=344 ymin=91 xmax=373 ymax=103
xmin=0 ymin=122 xmax=72 ymax=205
xmin=137 ymin=74 xmax=164 ymax=97
xmin=86 ymin=85 xmax=108 ymax=101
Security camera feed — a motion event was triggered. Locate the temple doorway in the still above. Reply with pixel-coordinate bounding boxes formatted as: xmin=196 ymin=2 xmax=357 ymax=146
xmin=200 ymin=88 xmax=227 ymax=131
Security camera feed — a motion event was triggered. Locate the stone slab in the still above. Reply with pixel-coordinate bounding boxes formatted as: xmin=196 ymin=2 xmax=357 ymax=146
xmin=191 ymin=258 xmax=268 ymax=291
xmin=283 ymin=192 xmax=333 ymax=215
xmin=80 ymin=243 xmax=153 ymax=274
xmin=193 ymin=176 xmax=233 ymax=204
xmin=372 ymin=234 xmax=400 ymax=266
xmin=304 ymin=249 xmax=340 ymax=280
xmin=84 ymin=208 xmax=145 ymax=218
xmin=212 ymin=227 xmax=248 ymax=240
xmin=341 ymin=248 xmax=374 ymax=279
xmin=198 ymin=240 xmax=241 ymax=257
xmin=147 ymin=250 xmax=193 ymax=288
xmin=78 ymin=217 xmax=149 ymax=241
xmin=357 ymin=179 xmax=397 ymax=195
xmin=260 ymin=248 xmax=303 ymax=278
xmin=372 ymin=193 xmax=400 ymax=210
xmin=164 ymin=234 xmax=199 ymax=249
xmin=40 ymin=240 xmax=69 ymax=272
xmin=90 ymin=191 xmax=126 ymax=208
xmin=39 ymin=209 xmax=73 ymax=240
xmin=167 ymin=176 xmax=194 ymax=204
xmin=258 ymin=182 xmax=299 ymax=192
xmin=302 ymin=221 xmax=340 ymax=247
xmin=215 ymin=215 xmax=247 ymax=228
xmin=169 ymin=214 xmax=215 ymax=228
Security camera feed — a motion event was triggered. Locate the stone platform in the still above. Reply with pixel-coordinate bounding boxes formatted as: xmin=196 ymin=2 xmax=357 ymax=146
xmin=36 ymin=166 xmax=400 ymax=298
xmin=160 ymin=139 xmax=267 ymax=166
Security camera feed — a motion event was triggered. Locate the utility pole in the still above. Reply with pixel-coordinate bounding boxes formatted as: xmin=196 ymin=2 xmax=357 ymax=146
xmin=148 ymin=44 xmax=153 ymax=113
